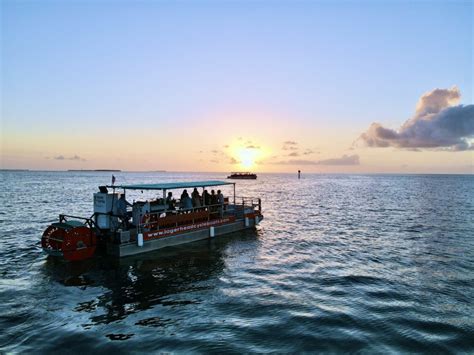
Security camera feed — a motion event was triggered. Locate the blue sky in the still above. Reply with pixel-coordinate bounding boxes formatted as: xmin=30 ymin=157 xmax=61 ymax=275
xmin=1 ymin=0 xmax=472 ymax=172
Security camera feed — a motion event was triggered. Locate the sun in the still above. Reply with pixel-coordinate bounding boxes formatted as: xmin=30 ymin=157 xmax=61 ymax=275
xmin=237 ymin=148 xmax=257 ymax=169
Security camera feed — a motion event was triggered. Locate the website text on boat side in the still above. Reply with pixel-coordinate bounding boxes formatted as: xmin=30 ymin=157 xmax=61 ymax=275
xmin=41 ymin=180 xmax=263 ymax=261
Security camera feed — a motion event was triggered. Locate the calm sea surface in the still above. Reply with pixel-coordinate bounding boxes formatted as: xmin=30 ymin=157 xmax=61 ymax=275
xmin=0 ymin=171 xmax=473 ymax=352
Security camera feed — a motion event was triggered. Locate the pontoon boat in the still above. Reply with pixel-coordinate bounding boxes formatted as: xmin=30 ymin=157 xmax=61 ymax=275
xmin=41 ymin=180 xmax=263 ymax=261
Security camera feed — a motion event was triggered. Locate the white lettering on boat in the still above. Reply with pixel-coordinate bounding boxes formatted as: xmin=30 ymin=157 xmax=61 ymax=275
xmin=144 ymin=217 xmax=235 ymax=240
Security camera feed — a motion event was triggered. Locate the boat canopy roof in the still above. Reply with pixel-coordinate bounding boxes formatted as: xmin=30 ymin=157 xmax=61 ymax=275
xmin=107 ymin=180 xmax=234 ymax=191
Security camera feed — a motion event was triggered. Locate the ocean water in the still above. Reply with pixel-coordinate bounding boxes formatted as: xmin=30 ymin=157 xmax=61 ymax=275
xmin=0 ymin=171 xmax=473 ymax=352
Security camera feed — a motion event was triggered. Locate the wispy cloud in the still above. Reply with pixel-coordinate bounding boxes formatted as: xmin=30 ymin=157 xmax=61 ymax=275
xmin=246 ymin=145 xmax=260 ymax=149
xmin=287 ymin=152 xmax=299 ymax=157
xmin=358 ymin=87 xmax=474 ymax=151
xmin=282 ymin=141 xmax=299 ymax=151
xmin=51 ymin=154 xmax=86 ymax=161
xmin=272 ymin=154 xmax=360 ymax=166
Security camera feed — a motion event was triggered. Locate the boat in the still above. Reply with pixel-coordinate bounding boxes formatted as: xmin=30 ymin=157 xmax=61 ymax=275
xmin=41 ymin=180 xmax=263 ymax=261
xmin=227 ymin=172 xmax=257 ymax=179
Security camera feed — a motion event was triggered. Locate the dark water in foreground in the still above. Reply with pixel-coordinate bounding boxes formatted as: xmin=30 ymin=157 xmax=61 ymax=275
xmin=0 ymin=171 xmax=473 ymax=352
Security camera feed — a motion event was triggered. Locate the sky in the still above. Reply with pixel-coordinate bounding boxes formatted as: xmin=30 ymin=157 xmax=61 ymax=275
xmin=1 ymin=0 xmax=473 ymax=173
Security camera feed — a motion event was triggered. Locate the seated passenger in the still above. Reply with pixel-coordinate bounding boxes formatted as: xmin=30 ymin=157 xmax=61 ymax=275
xmin=180 ymin=189 xmax=193 ymax=210
xmin=217 ymin=190 xmax=224 ymax=205
xmin=166 ymin=192 xmax=175 ymax=211
xmin=180 ymin=189 xmax=188 ymax=202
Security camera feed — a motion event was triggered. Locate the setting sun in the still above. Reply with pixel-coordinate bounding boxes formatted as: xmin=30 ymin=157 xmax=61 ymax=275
xmin=237 ymin=148 xmax=258 ymax=169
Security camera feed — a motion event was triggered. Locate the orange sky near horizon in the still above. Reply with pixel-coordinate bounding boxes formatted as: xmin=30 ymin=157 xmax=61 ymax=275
xmin=2 ymin=121 xmax=473 ymax=174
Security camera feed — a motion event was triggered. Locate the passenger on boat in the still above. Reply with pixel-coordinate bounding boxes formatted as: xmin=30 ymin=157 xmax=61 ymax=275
xmin=210 ymin=190 xmax=218 ymax=215
xmin=166 ymin=192 xmax=176 ymax=211
xmin=217 ymin=189 xmax=224 ymax=217
xmin=203 ymin=189 xmax=211 ymax=206
xmin=117 ymin=194 xmax=132 ymax=228
xmin=210 ymin=190 xmax=218 ymax=205
xmin=180 ymin=189 xmax=193 ymax=210
xmin=192 ymin=188 xmax=201 ymax=208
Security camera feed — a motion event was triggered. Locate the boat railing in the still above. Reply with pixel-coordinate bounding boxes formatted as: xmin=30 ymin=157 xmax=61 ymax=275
xmin=137 ymin=196 xmax=261 ymax=232
xmin=58 ymin=213 xmax=98 ymax=229
xmin=234 ymin=196 xmax=262 ymax=211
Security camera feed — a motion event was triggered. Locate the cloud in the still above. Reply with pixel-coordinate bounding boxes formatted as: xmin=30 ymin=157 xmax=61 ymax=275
xmin=302 ymin=149 xmax=314 ymax=155
xmin=53 ymin=154 xmax=86 ymax=161
xmin=70 ymin=155 xmax=84 ymax=161
xmin=287 ymin=152 xmax=299 ymax=157
xmin=359 ymin=87 xmax=474 ymax=151
xmin=282 ymin=141 xmax=298 ymax=151
xmin=223 ymin=145 xmax=229 ymax=148
xmin=272 ymin=154 xmax=360 ymax=166
xmin=414 ymin=87 xmax=461 ymax=118
xmin=246 ymin=145 xmax=260 ymax=149
xmin=210 ymin=159 xmax=219 ymax=163
xmin=229 ymin=157 xmax=240 ymax=164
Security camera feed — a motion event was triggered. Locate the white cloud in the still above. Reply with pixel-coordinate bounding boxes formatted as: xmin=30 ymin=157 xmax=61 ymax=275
xmin=359 ymin=87 xmax=474 ymax=151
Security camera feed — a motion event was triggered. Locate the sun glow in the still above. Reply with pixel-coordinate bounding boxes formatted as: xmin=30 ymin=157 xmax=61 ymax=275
xmin=237 ymin=148 xmax=258 ymax=169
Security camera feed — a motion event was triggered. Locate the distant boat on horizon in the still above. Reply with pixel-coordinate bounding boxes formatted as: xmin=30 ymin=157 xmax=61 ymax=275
xmin=227 ymin=172 xmax=257 ymax=180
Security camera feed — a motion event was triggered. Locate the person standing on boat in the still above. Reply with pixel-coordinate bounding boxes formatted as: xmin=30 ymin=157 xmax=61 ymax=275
xmin=217 ymin=190 xmax=224 ymax=217
xmin=192 ymin=188 xmax=201 ymax=208
xmin=210 ymin=190 xmax=218 ymax=215
xmin=210 ymin=190 xmax=217 ymax=205
xmin=117 ymin=193 xmax=132 ymax=228
xmin=203 ymin=189 xmax=211 ymax=206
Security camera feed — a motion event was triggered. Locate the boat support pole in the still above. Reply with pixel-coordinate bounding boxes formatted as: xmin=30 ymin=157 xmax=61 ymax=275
xmin=163 ymin=189 xmax=166 ymax=212
xmin=233 ymin=183 xmax=236 ymax=206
